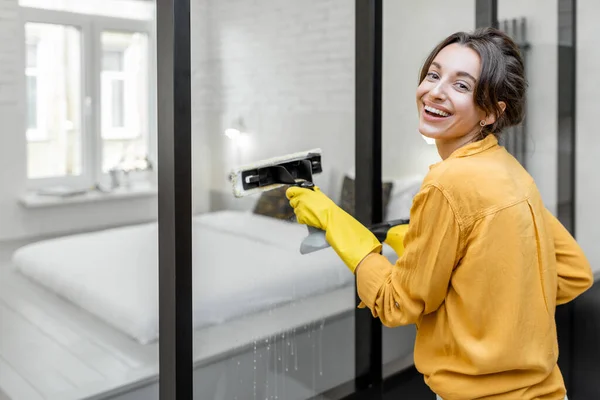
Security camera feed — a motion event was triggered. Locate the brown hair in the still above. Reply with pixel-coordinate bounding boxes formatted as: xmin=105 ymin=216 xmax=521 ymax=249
xmin=419 ymin=27 xmax=527 ymax=137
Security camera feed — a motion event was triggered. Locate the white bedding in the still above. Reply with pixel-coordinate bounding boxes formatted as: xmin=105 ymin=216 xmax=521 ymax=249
xmin=12 ymin=211 xmax=398 ymax=345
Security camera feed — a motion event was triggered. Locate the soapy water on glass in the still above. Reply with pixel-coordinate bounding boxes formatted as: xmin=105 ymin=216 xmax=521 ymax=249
xmin=242 ymin=316 xmax=326 ymax=399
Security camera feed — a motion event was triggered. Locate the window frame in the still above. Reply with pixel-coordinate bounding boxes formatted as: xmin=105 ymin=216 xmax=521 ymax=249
xmin=21 ymin=6 xmax=156 ymax=190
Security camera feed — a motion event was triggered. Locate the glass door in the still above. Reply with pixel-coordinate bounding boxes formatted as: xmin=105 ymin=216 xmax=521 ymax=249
xmin=157 ymin=0 xmax=393 ymax=399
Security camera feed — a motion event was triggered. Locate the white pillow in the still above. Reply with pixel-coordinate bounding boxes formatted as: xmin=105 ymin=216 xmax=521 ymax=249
xmin=338 ymin=168 xmax=423 ymax=221
xmin=386 ymin=175 xmax=423 ymax=220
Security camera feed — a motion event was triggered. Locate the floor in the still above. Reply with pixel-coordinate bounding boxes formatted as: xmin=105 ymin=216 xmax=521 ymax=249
xmin=8 ymin=227 xmax=591 ymax=400
xmin=383 ymin=366 xmax=435 ymax=400
xmin=0 ymin=238 xmax=415 ymax=400
xmin=0 ymin=239 xmax=147 ymax=400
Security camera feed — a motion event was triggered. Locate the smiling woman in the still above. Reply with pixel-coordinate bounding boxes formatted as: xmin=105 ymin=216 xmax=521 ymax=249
xmin=287 ymin=27 xmax=591 ymax=400
xmin=416 ymin=28 xmax=526 ymax=159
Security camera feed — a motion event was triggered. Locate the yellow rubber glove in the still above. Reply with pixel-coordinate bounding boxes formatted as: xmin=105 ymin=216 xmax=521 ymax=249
xmin=286 ymin=186 xmax=382 ymax=273
xmin=383 ymin=224 xmax=409 ymax=257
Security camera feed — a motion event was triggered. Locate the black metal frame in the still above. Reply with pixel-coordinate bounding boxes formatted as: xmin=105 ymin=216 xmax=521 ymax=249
xmin=157 ymin=0 xmax=193 ymax=398
xmin=315 ymin=2 xmax=386 ymax=398
xmin=557 ymin=0 xmax=577 ymax=235
xmin=476 ymin=0 xmax=498 ymax=28
xmin=354 ymin=0 xmax=384 ymax=393
xmin=556 ymin=0 xmax=577 ymax=395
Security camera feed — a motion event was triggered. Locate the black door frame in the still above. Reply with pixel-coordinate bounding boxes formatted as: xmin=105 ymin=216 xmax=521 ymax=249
xmin=155 ymin=0 xmax=578 ymax=399
xmin=557 ymin=0 xmax=577 ymax=237
xmin=353 ymin=0 xmax=384 ymax=393
xmin=556 ymin=0 xmax=577 ymax=395
xmin=157 ymin=0 xmax=194 ymax=398
xmin=476 ymin=0 xmax=498 ymax=28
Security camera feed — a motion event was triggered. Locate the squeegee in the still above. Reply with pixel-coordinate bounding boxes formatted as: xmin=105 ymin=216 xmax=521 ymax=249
xmin=229 ymin=149 xmax=411 ymax=255
xmin=229 ymin=149 xmax=323 ymax=198
xmin=229 ymin=149 xmax=327 ymax=254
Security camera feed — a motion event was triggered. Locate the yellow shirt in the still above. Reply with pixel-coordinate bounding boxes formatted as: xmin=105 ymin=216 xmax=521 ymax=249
xmin=356 ymin=134 xmax=593 ymax=400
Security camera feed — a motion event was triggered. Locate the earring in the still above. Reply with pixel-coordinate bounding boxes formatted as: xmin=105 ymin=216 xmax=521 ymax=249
xmin=479 ymin=120 xmax=486 ymax=127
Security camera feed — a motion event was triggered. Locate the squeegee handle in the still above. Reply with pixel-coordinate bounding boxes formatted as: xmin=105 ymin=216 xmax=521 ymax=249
xmin=296 ymin=181 xmax=321 ymax=234
xmin=307 ymin=225 xmax=322 ymax=235
xmin=300 ymin=227 xmax=328 ymax=254
xmin=298 ymin=181 xmax=326 ymax=236
xmin=294 ymin=181 xmax=330 ymax=254
xmin=297 ymin=180 xmax=316 ymax=189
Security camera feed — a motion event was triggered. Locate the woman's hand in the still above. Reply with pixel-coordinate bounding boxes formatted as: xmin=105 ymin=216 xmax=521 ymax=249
xmin=286 ymin=185 xmax=382 ymax=273
xmin=286 ymin=186 xmax=336 ymax=230
xmin=384 ymin=224 xmax=410 ymax=257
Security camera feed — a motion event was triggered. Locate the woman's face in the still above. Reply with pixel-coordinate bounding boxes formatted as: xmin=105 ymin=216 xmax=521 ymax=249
xmin=416 ymin=43 xmax=487 ymax=143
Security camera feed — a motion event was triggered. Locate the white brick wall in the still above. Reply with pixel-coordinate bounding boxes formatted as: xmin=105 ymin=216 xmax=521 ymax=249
xmin=0 ymin=0 xmax=19 ymax=105
xmin=192 ymin=0 xmax=357 ymax=205
xmin=190 ymin=0 xmax=465 ymax=207
xmin=194 ymin=0 xmax=354 ymax=115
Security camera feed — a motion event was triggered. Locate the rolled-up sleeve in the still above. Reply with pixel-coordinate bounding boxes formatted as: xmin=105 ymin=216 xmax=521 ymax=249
xmin=356 ymin=184 xmax=462 ymax=327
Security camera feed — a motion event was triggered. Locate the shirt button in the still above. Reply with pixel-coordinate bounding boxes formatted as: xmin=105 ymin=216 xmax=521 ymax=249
xmin=394 ymin=302 xmax=400 ymax=309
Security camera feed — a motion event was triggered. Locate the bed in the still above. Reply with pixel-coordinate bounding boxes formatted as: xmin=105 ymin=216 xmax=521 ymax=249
xmin=12 ymin=210 xmax=361 ymax=345
xmin=2 ymin=175 xmax=424 ymax=400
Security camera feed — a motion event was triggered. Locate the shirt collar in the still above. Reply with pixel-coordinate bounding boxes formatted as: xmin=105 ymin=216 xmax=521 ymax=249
xmin=429 ymin=134 xmax=499 ymax=170
xmin=447 ymin=134 xmax=499 ymax=159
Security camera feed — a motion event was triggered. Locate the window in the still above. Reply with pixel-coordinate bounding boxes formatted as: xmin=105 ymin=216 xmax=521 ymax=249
xmin=21 ymin=1 xmax=155 ymax=188
xmin=25 ymin=22 xmax=83 ymax=179
xmin=100 ymin=31 xmax=150 ymax=173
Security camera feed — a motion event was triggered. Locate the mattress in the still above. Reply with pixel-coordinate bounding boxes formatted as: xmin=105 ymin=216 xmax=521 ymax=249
xmin=12 ymin=211 xmax=397 ymax=345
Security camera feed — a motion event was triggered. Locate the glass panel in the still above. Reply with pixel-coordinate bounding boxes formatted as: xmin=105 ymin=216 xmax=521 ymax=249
xmin=19 ymin=0 xmax=154 ymax=21
xmin=190 ymin=1 xmax=379 ymax=398
xmin=3 ymin=14 xmax=158 ymax=400
xmin=25 ymin=22 xmax=83 ymax=179
xmin=101 ymin=31 xmax=150 ymax=173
